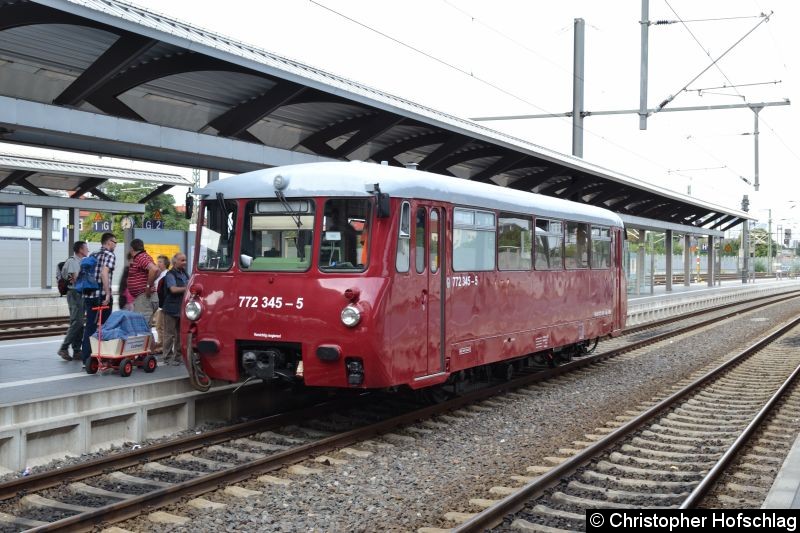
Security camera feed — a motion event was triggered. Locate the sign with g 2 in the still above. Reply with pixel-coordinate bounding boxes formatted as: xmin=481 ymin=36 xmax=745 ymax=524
xmin=238 ymin=296 xmax=304 ymax=309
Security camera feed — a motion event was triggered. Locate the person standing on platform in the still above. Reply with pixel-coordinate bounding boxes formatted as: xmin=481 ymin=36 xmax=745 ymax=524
xmin=151 ymin=254 xmax=170 ymax=352
xmin=81 ymin=232 xmax=117 ymax=367
xmin=127 ymin=238 xmax=159 ymax=325
xmin=117 ymin=250 xmax=135 ymax=311
xmin=162 ymin=252 xmax=188 ymax=366
xmin=58 ymin=240 xmax=88 ymax=361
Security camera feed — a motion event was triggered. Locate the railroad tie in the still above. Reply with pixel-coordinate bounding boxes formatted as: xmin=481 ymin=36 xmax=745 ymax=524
xmin=0 ymin=511 xmax=46 ymax=529
xmin=257 ymin=475 xmax=292 ymax=486
xmin=223 ymin=486 xmax=262 ymax=498
xmin=174 ymin=453 xmax=234 ymax=470
xmin=148 ymin=511 xmax=191 ymax=525
xmin=340 ymin=447 xmax=373 ymax=458
xmin=68 ymin=481 xmax=136 ymax=500
xmin=187 ymin=498 xmax=226 ymax=510
xmin=442 ymin=511 xmax=477 ymax=523
xmin=489 ymin=486 xmax=516 ymax=496
xmin=314 ymin=455 xmax=348 ymax=466
xmin=21 ymin=494 xmax=93 ymax=513
xmin=510 ymin=519 xmax=576 ymax=533
xmin=468 ymin=497 xmax=500 ymax=510
xmin=287 ymin=464 xmax=323 ymax=476
xmin=207 ymin=445 xmax=264 ymax=462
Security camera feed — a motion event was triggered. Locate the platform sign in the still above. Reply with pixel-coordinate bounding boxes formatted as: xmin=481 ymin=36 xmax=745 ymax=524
xmin=143 ymin=219 xmax=164 ymax=229
xmin=91 ymin=213 xmax=111 ymax=232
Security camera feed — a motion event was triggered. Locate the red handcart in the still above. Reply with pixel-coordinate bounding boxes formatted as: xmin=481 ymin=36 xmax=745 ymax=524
xmin=86 ymin=305 xmax=158 ymax=377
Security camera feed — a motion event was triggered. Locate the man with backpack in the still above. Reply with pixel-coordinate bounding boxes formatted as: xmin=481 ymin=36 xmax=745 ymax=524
xmin=57 ymin=241 xmax=88 ymax=361
xmin=80 ymin=232 xmax=118 ymax=368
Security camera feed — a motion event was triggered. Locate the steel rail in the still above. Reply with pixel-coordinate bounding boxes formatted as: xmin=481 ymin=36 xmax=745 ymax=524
xmin=681 ymin=357 xmax=800 ymax=508
xmin=22 ymin=372 xmax=619 ymax=532
xmin=0 ymin=394 xmax=367 ymax=501
xmin=452 ymin=314 xmax=800 ymax=532
xmin=5 ymin=292 xmax=797 ymax=502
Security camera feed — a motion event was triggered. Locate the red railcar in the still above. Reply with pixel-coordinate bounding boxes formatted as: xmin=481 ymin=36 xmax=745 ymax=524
xmin=182 ymin=161 xmax=626 ymax=392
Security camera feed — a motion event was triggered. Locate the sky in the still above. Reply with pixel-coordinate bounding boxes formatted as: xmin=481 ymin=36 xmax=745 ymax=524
xmin=8 ymin=1 xmax=800 ymax=235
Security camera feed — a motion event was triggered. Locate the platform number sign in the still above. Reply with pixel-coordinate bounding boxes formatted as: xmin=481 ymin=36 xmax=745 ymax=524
xmin=91 ymin=212 xmax=111 ymax=232
xmin=143 ymin=209 xmax=164 ymax=230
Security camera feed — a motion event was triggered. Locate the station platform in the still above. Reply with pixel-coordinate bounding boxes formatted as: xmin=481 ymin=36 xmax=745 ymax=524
xmin=0 ymin=288 xmax=69 ymax=321
xmin=1 ymin=278 xmax=800 ymax=501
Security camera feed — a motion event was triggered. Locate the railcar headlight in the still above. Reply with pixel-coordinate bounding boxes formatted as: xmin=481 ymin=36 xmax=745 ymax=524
xmin=185 ymin=300 xmax=203 ymax=321
xmin=340 ymin=304 xmax=361 ymax=328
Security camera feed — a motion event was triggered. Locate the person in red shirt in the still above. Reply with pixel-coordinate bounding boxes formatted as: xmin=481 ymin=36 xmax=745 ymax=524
xmin=127 ymin=238 xmax=159 ymax=325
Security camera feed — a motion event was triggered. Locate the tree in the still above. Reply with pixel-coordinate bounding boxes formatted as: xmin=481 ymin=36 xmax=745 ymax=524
xmin=80 ymin=183 xmax=189 ymax=242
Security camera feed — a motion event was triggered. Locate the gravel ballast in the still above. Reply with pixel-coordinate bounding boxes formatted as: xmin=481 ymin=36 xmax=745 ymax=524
xmin=117 ymin=298 xmax=800 ymax=532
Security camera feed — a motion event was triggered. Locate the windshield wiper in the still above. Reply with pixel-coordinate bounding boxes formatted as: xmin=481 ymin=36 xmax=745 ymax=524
xmin=275 ymin=189 xmax=302 ymax=228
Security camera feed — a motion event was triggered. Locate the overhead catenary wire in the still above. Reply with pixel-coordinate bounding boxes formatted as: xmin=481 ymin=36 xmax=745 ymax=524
xmin=306 ymin=0 xmax=680 ymax=176
xmin=655 ymin=8 xmax=772 ymax=112
xmin=307 ymin=0 xmax=787 ymax=202
xmin=664 ymin=0 xmax=746 ymax=102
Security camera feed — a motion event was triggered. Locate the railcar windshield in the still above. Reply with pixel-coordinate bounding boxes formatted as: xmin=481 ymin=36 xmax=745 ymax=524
xmin=197 ymin=199 xmax=237 ymax=271
xmin=319 ymin=198 xmax=372 ymax=272
xmin=239 ymin=199 xmax=315 ymax=271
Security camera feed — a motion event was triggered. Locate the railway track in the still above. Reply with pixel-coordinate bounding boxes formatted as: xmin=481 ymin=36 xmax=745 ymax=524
xmin=0 ymin=318 xmax=69 ymax=342
xmin=3 ymin=293 xmax=800 ymax=531
xmin=445 ymin=314 xmax=800 ymax=533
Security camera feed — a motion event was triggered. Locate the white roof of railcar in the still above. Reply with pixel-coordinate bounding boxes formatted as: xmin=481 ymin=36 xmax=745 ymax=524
xmin=196 ymin=161 xmax=623 ymax=228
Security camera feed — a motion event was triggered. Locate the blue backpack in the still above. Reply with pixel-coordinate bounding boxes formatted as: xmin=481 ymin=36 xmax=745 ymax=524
xmin=74 ymin=253 xmax=100 ymax=294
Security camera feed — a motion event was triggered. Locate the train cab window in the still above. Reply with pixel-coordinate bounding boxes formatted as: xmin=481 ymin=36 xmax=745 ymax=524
xmin=239 ymin=200 xmax=314 ymax=271
xmin=430 ymin=209 xmax=440 ymax=273
xmin=498 ymin=214 xmax=532 ymax=270
xmin=453 ymin=208 xmax=496 ymax=272
xmin=565 ymin=221 xmax=589 ymax=269
xmin=415 ymin=207 xmax=426 ymax=273
xmin=591 ymin=226 xmax=612 ymax=269
xmin=320 ymin=198 xmax=372 ymax=272
xmin=198 ymin=200 xmax=237 ymax=271
xmin=396 ymin=201 xmax=411 ymax=273
xmin=534 ymin=219 xmax=563 ymax=270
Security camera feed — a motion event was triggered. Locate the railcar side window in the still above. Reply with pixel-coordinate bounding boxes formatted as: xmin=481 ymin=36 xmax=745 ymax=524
xmin=453 ymin=208 xmax=496 ymax=271
xmin=498 ymin=214 xmax=532 ymax=270
xmin=415 ymin=208 xmax=426 ymax=273
xmin=430 ymin=209 xmax=440 ymax=273
xmin=239 ymin=200 xmax=314 ymax=271
xmin=591 ymin=226 xmax=612 ymax=269
xmin=534 ymin=219 xmax=563 ymax=270
xmin=320 ymin=198 xmax=372 ymax=272
xmin=396 ymin=201 xmax=411 ymax=273
xmin=198 ymin=200 xmax=237 ymax=271
xmin=565 ymin=221 xmax=590 ymax=269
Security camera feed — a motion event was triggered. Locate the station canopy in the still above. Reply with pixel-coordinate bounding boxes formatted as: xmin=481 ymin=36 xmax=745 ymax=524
xmin=0 ymin=152 xmax=189 ymax=211
xmin=0 ymin=0 xmax=749 ymax=232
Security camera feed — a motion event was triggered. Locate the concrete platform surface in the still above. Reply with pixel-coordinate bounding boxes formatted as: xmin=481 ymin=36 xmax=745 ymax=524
xmin=763 ymin=433 xmax=800 ymax=509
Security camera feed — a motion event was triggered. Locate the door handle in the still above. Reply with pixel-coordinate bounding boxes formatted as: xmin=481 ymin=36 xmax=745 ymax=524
xmin=421 ymin=290 xmax=428 ymax=310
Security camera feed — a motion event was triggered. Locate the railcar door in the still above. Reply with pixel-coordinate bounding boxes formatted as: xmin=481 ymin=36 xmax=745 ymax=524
xmin=614 ymin=227 xmax=627 ymax=329
xmin=414 ymin=204 xmax=446 ymax=376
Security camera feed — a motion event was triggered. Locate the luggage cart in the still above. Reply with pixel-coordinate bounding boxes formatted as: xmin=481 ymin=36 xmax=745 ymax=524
xmin=86 ymin=305 xmax=157 ymax=377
